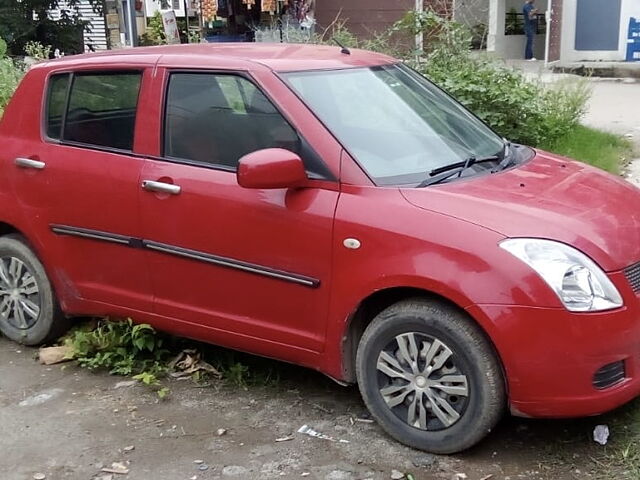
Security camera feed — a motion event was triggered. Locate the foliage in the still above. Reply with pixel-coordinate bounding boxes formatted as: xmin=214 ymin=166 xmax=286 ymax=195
xmin=0 ymin=0 xmax=99 ymax=56
xmin=139 ymin=11 xmax=166 ymax=46
xmin=0 ymin=38 xmax=25 ymax=118
xmin=133 ymin=371 xmax=170 ymax=398
xmin=24 ymin=40 xmax=52 ymax=60
xmin=423 ymin=56 xmax=591 ymax=147
xmin=392 ymin=9 xmax=472 ymax=59
xmin=539 ymin=124 xmax=632 ymax=174
xmin=64 ymin=318 xmax=169 ymax=377
xmin=225 ymin=362 xmax=250 ymax=387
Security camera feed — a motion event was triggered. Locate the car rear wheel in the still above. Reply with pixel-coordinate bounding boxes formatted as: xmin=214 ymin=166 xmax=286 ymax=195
xmin=0 ymin=234 xmax=68 ymax=345
xmin=356 ymin=298 xmax=505 ymax=454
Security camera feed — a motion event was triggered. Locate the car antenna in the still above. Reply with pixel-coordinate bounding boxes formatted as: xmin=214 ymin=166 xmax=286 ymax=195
xmin=332 ymin=37 xmax=351 ymax=55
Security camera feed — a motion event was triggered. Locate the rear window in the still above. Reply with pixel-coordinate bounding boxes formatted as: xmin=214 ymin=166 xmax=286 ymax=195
xmin=46 ymin=74 xmax=70 ymax=139
xmin=45 ymin=71 xmax=142 ymax=151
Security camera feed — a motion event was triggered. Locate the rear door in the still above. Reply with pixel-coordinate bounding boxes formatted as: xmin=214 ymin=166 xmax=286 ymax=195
xmin=138 ymin=67 xmax=341 ymax=357
xmin=9 ymin=67 xmax=153 ymax=312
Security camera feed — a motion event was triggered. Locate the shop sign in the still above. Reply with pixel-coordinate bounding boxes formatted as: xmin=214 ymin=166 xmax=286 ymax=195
xmin=162 ymin=10 xmax=181 ymax=44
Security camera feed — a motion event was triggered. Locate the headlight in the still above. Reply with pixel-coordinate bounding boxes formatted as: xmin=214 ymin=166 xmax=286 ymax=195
xmin=500 ymin=238 xmax=623 ymax=312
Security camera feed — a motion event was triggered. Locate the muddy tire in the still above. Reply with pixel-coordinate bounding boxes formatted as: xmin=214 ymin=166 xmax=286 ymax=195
xmin=356 ymin=298 xmax=505 ymax=454
xmin=0 ymin=234 xmax=68 ymax=345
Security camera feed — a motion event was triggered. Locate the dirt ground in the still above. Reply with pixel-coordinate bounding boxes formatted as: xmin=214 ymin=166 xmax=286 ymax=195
xmin=0 ymin=336 xmax=618 ymax=480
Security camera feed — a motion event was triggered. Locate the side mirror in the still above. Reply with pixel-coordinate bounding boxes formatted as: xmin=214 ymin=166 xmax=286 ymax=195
xmin=237 ymin=148 xmax=307 ymax=189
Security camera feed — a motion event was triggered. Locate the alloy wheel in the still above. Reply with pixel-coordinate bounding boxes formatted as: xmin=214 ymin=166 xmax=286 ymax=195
xmin=376 ymin=332 xmax=469 ymax=431
xmin=0 ymin=256 xmax=41 ymax=330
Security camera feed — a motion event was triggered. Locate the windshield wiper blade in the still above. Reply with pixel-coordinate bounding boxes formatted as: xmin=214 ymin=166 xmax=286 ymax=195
xmin=417 ymin=155 xmax=500 ymax=188
xmin=428 ymin=155 xmax=500 ymax=177
xmin=417 ymin=166 xmax=467 ymax=187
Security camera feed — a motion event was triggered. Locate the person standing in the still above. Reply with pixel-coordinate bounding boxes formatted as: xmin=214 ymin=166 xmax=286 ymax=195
xmin=523 ymin=0 xmax=539 ymax=60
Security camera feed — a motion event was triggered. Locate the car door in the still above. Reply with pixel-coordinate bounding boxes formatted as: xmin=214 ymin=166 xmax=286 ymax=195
xmin=139 ymin=69 xmax=339 ymax=355
xmin=9 ymin=67 xmax=153 ymax=312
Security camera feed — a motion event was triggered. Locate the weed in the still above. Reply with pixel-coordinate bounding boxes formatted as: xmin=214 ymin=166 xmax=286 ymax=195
xmin=64 ymin=319 xmax=168 ymax=376
xmin=225 ymin=362 xmax=250 ymax=388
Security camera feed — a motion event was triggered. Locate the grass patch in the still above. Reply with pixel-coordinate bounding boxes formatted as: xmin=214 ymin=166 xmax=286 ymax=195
xmin=540 ymin=124 xmax=633 ymax=175
xmin=61 ymin=318 xmax=288 ymax=396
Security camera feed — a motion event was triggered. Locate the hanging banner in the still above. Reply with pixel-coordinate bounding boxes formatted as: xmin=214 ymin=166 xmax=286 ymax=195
xmin=162 ymin=10 xmax=181 ymax=44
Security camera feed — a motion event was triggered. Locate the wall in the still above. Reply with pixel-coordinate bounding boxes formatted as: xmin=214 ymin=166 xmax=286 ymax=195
xmin=314 ymin=0 xmax=413 ymax=39
xmin=559 ymin=0 xmax=640 ymax=63
xmin=488 ymin=0 xmax=548 ymax=59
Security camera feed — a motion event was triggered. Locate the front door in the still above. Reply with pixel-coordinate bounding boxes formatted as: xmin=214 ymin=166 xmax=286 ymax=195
xmin=9 ymin=69 xmax=152 ymax=312
xmin=139 ymin=71 xmax=339 ymax=355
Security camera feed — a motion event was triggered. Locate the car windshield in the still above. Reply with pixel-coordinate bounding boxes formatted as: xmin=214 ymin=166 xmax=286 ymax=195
xmin=284 ymin=63 xmax=505 ymax=186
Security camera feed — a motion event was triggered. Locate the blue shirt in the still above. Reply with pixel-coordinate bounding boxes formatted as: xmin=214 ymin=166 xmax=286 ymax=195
xmin=523 ymin=3 xmax=536 ymax=32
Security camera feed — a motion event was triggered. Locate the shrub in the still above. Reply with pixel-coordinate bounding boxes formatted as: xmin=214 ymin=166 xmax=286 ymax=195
xmin=139 ymin=11 xmax=166 ymax=46
xmin=63 ymin=318 xmax=169 ymax=376
xmin=423 ymin=56 xmax=590 ymax=146
xmin=24 ymin=41 xmax=52 ymax=60
xmin=0 ymin=38 xmax=25 ymax=118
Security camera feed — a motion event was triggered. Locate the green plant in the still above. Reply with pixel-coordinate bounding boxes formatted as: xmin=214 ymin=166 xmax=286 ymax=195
xmin=423 ymin=56 xmax=590 ymax=146
xmin=0 ymin=38 xmax=25 ymax=118
xmin=225 ymin=362 xmax=250 ymax=388
xmin=393 ymin=9 xmax=472 ymax=60
xmin=539 ymin=124 xmax=632 ymax=174
xmin=133 ymin=371 xmax=170 ymax=399
xmin=139 ymin=11 xmax=166 ymax=46
xmin=64 ymin=318 xmax=169 ymax=376
xmin=0 ymin=0 xmax=93 ymax=56
xmin=24 ymin=40 xmax=52 ymax=60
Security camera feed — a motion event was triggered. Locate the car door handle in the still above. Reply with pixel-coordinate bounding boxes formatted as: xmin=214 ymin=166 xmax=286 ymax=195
xmin=15 ymin=158 xmax=46 ymax=170
xmin=142 ymin=180 xmax=181 ymax=195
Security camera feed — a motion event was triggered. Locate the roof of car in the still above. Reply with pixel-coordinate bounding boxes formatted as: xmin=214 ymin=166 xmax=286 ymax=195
xmin=38 ymin=43 xmax=397 ymax=72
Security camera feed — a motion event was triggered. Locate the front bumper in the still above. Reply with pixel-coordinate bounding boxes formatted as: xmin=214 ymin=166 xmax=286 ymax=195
xmin=467 ymin=272 xmax=640 ymax=418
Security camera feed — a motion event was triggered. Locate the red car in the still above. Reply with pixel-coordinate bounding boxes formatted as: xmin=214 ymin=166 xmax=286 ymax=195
xmin=1 ymin=44 xmax=639 ymax=454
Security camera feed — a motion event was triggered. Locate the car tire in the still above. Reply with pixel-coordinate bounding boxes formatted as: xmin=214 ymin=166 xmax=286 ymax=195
xmin=0 ymin=234 xmax=68 ymax=345
xmin=356 ymin=298 xmax=505 ymax=454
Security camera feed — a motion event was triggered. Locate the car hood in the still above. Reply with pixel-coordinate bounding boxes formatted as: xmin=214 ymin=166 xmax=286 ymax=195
xmin=401 ymin=150 xmax=640 ymax=272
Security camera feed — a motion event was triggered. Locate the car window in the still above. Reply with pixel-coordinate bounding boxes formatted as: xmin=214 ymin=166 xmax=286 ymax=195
xmin=46 ymin=74 xmax=70 ymax=139
xmin=62 ymin=72 xmax=142 ymax=151
xmin=164 ymin=73 xmax=301 ymax=170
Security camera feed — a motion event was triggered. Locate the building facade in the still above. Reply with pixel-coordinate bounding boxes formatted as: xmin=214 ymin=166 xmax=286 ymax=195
xmin=484 ymin=0 xmax=640 ymax=65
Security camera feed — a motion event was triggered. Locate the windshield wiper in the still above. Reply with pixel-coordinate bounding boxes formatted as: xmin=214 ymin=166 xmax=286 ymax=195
xmin=491 ymin=141 xmax=514 ymax=173
xmin=428 ymin=155 xmax=500 ymax=176
xmin=417 ymin=155 xmax=500 ymax=188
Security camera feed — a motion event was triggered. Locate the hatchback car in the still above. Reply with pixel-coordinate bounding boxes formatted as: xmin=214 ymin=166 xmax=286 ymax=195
xmin=1 ymin=44 xmax=639 ymax=454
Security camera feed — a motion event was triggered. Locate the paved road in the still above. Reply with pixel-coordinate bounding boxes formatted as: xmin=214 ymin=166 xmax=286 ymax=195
xmin=583 ymin=80 xmax=640 ymax=144
xmin=583 ymin=80 xmax=640 ymax=186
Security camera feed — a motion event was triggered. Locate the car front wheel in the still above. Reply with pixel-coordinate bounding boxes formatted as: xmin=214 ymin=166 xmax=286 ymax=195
xmin=356 ymin=298 xmax=505 ymax=454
